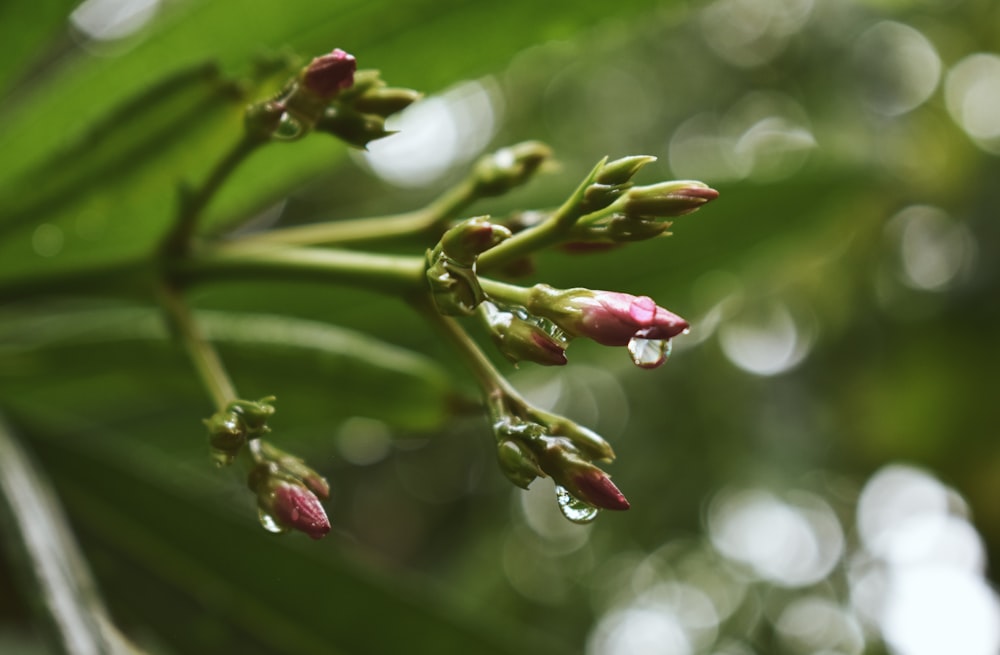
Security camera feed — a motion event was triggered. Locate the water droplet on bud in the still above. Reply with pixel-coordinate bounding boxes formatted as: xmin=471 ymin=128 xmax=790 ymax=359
xmin=258 ymin=508 xmax=288 ymax=534
xmin=555 ymin=485 xmax=599 ymax=524
xmin=627 ymin=336 xmax=672 ymax=369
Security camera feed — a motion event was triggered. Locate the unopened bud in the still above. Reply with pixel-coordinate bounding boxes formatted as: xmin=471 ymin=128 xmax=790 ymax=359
xmin=564 ymin=465 xmax=630 ymax=511
xmin=352 ymin=86 xmax=423 ymax=117
xmin=249 ymin=464 xmax=331 ymax=540
xmin=528 ymin=285 xmax=688 ymax=347
xmin=496 ymin=439 xmax=543 ymax=489
xmin=440 ymin=217 xmax=511 ymax=266
xmin=302 ymin=48 xmax=357 ymax=99
xmin=595 ymin=155 xmax=657 ymax=186
xmin=205 ymin=410 xmax=246 ymax=455
xmin=481 ymin=302 xmax=567 ymax=367
xmin=316 ymin=107 xmax=393 ymax=149
xmin=229 ymin=396 xmax=276 ymax=438
xmin=426 ymin=218 xmax=510 ymax=315
xmin=258 ymin=441 xmax=330 ymax=500
xmin=622 ymin=181 xmax=719 ymax=218
xmin=473 ymin=141 xmax=553 ymax=196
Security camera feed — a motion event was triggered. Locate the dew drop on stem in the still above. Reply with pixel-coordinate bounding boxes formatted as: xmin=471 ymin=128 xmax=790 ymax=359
xmin=555 ymin=485 xmax=599 ymax=524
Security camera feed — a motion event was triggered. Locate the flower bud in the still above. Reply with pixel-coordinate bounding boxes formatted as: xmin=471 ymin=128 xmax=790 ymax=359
xmin=315 ymin=107 xmax=393 ymax=149
xmin=529 ymin=285 xmax=689 ymax=347
xmin=532 ymin=437 xmax=630 ymax=511
xmin=481 ymin=302 xmax=568 ymax=367
xmin=249 ymin=465 xmax=331 ymax=540
xmin=595 ymin=155 xmax=657 ymax=186
xmin=426 ymin=218 xmax=510 ymax=315
xmin=472 ymin=141 xmax=553 ymax=197
xmin=496 ymin=439 xmax=543 ymax=489
xmin=563 ymin=465 xmax=630 ymax=511
xmin=302 ymin=48 xmax=357 ymax=99
xmin=205 ymin=409 xmax=246 ymax=455
xmin=622 ymin=181 xmax=719 ymax=218
xmin=440 ymin=217 xmax=511 ymax=266
xmin=351 ymin=86 xmax=423 ymax=117
xmin=229 ymin=396 xmax=276 ymax=438
xmin=258 ymin=441 xmax=330 ymax=500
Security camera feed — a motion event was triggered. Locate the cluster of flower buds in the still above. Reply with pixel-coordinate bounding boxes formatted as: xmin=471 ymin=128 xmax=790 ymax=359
xmin=204 ymin=396 xmax=276 ymax=466
xmin=243 ymin=48 xmax=420 ymax=147
xmin=316 ymin=67 xmax=422 ymax=148
xmin=489 ymin=395 xmax=628 ymax=517
xmin=247 ymin=442 xmax=331 ymax=540
xmin=426 ymin=217 xmax=511 ymax=315
xmin=559 ymin=155 xmax=719 ymax=245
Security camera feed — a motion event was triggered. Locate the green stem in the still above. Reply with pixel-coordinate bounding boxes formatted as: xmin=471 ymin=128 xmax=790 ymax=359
xmin=477 ymin=159 xmax=601 ymax=272
xmin=415 ymin=299 xmax=518 ymax=401
xmin=163 ymin=134 xmax=264 ymax=255
xmin=173 ymin=246 xmax=426 ymax=296
xmin=157 ymin=284 xmax=237 ymax=411
xmin=219 ymin=174 xmax=479 ymax=251
xmin=479 ymin=277 xmax=534 ymax=307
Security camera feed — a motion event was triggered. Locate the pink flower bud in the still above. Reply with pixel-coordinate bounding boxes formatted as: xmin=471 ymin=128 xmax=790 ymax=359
xmin=535 ymin=287 xmax=688 ymax=347
xmin=303 ymin=48 xmax=357 ymax=98
xmin=567 ymin=468 xmax=630 ymax=511
xmin=270 ymin=481 xmax=331 ymax=540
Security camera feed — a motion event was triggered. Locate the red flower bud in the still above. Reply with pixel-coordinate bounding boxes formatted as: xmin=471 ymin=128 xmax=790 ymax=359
xmin=269 ymin=480 xmax=331 ymax=540
xmin=303 ymin=48 xmax=357 ymax=98
xmin=567 ymin=467 xmax=630 ymax=511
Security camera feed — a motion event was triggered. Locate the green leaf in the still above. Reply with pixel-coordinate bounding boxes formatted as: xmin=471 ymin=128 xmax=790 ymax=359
xmin=18 ymin=411 xmax=566 ymax=655
xmin=0 ymin=305 xmax=457 ymax=433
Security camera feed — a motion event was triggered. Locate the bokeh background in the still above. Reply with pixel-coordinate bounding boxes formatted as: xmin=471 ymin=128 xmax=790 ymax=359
xmin=1 ymin=0 xmax=999 ymax=653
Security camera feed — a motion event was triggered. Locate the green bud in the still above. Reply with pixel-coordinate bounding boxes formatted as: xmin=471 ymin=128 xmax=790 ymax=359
xmin=496 ymin=439 xmax=543 ymax=489
xmin=595 ymin=155 xmax=657 ymax=186
xmin=316 ymin=107 xmax=393 ymax=149
xmin=472 ymin=141 xmax=553 ymax=197
xmin=229 ymin=396 xmax=276 ymax=440
xmin=622 ymin=181 xmax=719 ymax=218
xmin=605 ymin=214 xmax=672 ymax=242
xmin=481 ymin=302 xmax=567 ymax=367
xmin=352 ymin=86 xmax=423 ymax=118
xmin=205 ymin=410 xmax=246 ymax=455
xmin=426 ymin=218 xmax=510 ymax=315
xmin=258 ymin=441 xmax=330 ymax=500
xmin=549 ymin=417 xmax=615 ymax=462
xmin=440 ymin=217 xmax=511 ymax=266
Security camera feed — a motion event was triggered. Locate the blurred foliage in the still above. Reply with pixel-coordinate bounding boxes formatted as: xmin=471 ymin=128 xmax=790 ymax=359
xmin=2 ymin=0 xmax=1000 ymax=654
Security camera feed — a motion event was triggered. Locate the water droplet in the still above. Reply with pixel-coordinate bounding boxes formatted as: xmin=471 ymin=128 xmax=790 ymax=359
xmin=258 ymin=508 xmax=288 ymax=534
xmin=275 ymin=112 xmax=304 ymax=140
xmin=555 ymin=485 xmax=599 ymax=524
xmin=627 ymin=336 xmax=672 ymax=369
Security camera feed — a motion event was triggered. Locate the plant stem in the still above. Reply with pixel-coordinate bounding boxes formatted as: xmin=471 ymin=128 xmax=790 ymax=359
xmin=157 ymin=284 xmax=237 ymax=411
xmin=479 ymin=277 xmax=534 ymax=307
xmin=415 ymin=299 xmax=518 ymax=401
xmin=174 ymin=246 xmax=426 ymax=296
xmin=162 ymin=134 xmax=265 ymax=255
xmin=219 ymin=174 xmax=479 ymax=251
xmin=477 ymin=160 xmax=600 ymax=272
